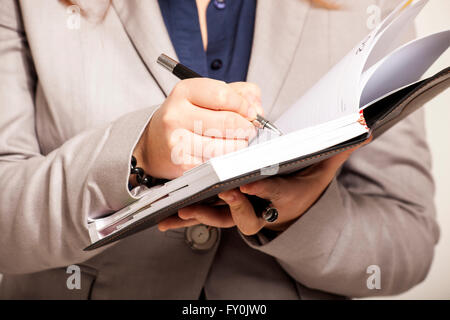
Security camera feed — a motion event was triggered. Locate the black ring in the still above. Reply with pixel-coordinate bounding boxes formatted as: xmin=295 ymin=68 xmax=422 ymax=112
xmin=262 ymin=205 xmax=278 ymax=223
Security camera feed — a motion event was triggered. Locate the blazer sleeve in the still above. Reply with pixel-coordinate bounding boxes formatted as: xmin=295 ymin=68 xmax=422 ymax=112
xmin=242 ymin=107 xmax=439 ymax=298
xmin=0 ymin=0 xmax=158 ymax=274
xmin=241 ymin=3 xmax=440 ymax=297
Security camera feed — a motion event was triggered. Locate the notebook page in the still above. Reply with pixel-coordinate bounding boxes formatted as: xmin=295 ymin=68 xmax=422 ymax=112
xmin=270 ymin=0 xmax=429 ymax=136
xmin=360 ymin=30 xmax=450 ymax=108
xmin=271 ymin=57 xmax=359 ymax=135
xmin=363 ymin=0 xmax=429 ymax=72
xmin=211 ymin=113 xmax=366 ymax=181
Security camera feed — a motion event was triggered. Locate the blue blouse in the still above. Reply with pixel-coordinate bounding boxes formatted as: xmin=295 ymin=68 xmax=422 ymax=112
xmin=158 ymin=0 xmax=256 ymax=83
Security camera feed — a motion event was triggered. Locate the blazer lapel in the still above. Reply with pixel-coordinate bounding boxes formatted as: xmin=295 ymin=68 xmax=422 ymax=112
xmin=247 ymin=0 xmax=310 ymax=119
xmin=112 ymin=0 xmax=178 ymax=96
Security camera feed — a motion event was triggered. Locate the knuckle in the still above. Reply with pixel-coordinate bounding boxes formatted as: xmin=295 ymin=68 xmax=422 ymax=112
xmin=223 ymin=114 xmax=238 ymax=130
xmin=216 ymin=87 xmax=232 ymax=107
xmin=270 ymin=184 xmax=282 ymax=200
xmin=230 ymin=201 xmax=243 ymax=212
xmin=178 ymin=209 xmax=191 ymax=220
xmin=161 ymin=111 xmax=177 ymax=131
xmin=251 ymin=181 xmax=265 ymax=195
xmin=240 ymin=222 xmax=260 ymax=236
xmin=172 ymin=80 xmax=189 ymax=97
xmin=247 ymin=82 xmax=262 ymax=96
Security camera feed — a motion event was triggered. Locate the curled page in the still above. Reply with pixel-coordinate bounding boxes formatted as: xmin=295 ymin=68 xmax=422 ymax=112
xmin=360 ymin=30 xmax=450 ymax=108
xmin=274 ymin=0 xmax=429 ymax=135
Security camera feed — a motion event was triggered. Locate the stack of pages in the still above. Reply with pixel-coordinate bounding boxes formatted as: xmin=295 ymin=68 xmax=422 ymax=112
xmin=86 ymin=0 xmax=450 ymax=250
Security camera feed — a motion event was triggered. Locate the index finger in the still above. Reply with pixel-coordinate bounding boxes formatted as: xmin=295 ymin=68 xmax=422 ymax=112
xmin=171 ymin=78 xmax=257 ymax=121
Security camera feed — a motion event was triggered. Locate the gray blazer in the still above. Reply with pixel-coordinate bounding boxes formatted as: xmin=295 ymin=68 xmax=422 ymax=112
xmin=0 ymin=0 xmax=439 ymax=299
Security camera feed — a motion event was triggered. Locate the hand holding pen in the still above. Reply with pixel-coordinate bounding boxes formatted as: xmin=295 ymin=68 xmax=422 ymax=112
xmin=132 ymin=56 xmax=269 ymax=183
xmin=156 ymin=54 xmax=281 ymax=222
xmin=157 ymin=54 xmax=283 ymax=136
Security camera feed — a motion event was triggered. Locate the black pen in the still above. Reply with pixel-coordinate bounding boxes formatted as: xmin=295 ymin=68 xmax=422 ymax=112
xmin=157 ymin=53 xmax=279 ymax=223
xmin=157 ymin=54 xmax=283 ymax=136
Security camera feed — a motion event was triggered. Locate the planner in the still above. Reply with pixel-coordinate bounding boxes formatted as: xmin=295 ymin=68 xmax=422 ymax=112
xmin=85 ymin=0 xmax=450 ymax=250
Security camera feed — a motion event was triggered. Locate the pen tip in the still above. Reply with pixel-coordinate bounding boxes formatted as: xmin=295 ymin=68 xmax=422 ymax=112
xmin=266 ymin=123 xmax=283 ymax=136
xmin=255 ymin=115 xmax=283 ymax=136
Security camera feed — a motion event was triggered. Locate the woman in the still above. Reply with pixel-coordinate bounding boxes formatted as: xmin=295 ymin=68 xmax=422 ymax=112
xmin=0 ymin=0 xmax=439 ymax=299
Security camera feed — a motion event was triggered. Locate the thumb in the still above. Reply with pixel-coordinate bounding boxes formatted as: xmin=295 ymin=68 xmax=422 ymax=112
xmin=321 ymin=135 xmax=373 ymax=171
xmin=218 ymin=189 xmax=266 ymax=236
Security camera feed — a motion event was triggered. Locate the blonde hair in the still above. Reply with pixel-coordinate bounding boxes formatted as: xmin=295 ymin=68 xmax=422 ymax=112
xmin=65 ymin=0 xmax=340 ymax=22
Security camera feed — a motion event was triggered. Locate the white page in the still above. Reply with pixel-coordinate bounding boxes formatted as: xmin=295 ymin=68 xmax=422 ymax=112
xmin=93 ymin=171 xmax=221 ymax=240
xmin=272 ymin=0 xmax=428 ymax=136
xmin=363 ymin=0 xmax=429 ymax=71
xmin=90 ymin=160 xmax=218 ymax=231
xmin=273 ymin=52 xmax=364 ymax=135
xmin=360 ymin=30 xmax=450 ymax=108
xmin=211 ymin=113 xmax=367 ymax=181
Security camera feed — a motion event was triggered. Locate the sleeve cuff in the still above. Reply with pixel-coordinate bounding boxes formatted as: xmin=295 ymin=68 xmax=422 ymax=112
xmin=240 ymin=178 xmax=350 ymax=260
xmin=88 ymin=106 xmax=159 ymax=219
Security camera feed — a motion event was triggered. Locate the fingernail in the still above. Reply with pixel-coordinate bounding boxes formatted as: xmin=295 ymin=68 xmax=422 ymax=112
xmin=256 ymin=100 xmax=264 ymax=116
xmin=178 ymin=208 xmax=191 ymax=220
xmin=239 ymin=185 xmax=248 ymax=193
xmin=245 ymin=93 xmax=257 ymax=104
xmin=219 ymin=192 xmax=236 ymax=202
xmin=247 ymin=107 xmax=257 ymax=120
xmin=248 ymin=127 xmax=257 ymax=140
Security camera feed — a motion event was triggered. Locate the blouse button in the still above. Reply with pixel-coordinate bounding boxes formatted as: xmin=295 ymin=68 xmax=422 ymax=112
xmin=213 ymin=0 xmax=226 ymax=10
xmin=210 ymin=59 xmax=223 ymax=70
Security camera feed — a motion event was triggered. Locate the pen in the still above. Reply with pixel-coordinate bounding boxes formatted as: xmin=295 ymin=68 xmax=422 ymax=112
xmin=157 ymin=54 xmax=283 ymax=136
xmin=157 ymin=54 xmax=279 ymax=223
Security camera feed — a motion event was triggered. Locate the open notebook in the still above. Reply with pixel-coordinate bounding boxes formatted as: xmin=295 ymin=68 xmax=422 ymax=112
xmin=86 ymin=0 xmax=450 ymax=250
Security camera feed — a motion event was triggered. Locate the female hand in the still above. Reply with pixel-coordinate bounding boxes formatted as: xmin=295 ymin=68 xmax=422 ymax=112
xmin=158 ymin=138 xmax=371 ymax=235
xmin=133 ymin=79 xmax=264 ymax=180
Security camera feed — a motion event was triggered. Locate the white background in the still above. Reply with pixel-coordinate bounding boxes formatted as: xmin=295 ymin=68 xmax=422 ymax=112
xmin=370 ymin=0 xmax=450 ymax=300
